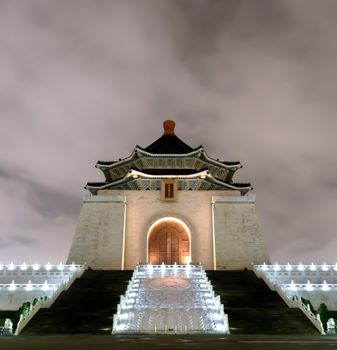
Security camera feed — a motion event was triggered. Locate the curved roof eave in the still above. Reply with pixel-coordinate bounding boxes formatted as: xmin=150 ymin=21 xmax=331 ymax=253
xmin=87 ymin=169 xmax=210 ymax=190
xmin=95 ymin=146 xmax=204 ymax=170
xmin=96 ymin=146 xmax=241 ymax=171
xmin=86 ymin=168 xmax=252 ymax=192
xmin=96 ymin=149 xmax=138 ymax=169
xmin=86 ymin=173 xmax=134 ymax=191
xmin=201 ymin=149 xmax=241 ymax=169
xmin=204 ymin=173 xmax=252 ymax=192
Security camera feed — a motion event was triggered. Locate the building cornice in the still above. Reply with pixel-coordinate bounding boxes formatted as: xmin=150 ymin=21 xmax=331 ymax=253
xmin=86 ymin=169 xmax=252 ymax=194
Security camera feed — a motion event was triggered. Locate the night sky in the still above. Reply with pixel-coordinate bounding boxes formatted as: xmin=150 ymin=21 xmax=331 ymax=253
xmin=1 ymin=0 xmax=337 ymax=264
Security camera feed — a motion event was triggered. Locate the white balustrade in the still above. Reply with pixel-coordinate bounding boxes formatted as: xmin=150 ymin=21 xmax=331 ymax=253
xmin=254 ymin=263 xmax=337 ymax=284
xmin=0 ymin=281 xmax=58 ymax=292
xmin=14 ymin=264 xmax=86 ymax=335
xmin=0 ymin=263 xmax=84 ymax=311
xmin=253 ymin=263 xmax=337 ymax=334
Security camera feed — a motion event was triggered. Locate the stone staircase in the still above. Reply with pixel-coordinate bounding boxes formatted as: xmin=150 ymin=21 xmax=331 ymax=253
xmin=206 ymin=270 xmax=319 ymax=335
xmin=21 ymin=268 xmax=319 ymax=335
xmin=21 ymin=270 xmax=133 ymax=335
xmin=113 ymin=264 xmax=229 ymax=334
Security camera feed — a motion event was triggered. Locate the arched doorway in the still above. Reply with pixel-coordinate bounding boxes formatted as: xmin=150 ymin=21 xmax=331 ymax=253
xmin=147 ymin=217 xmax=191 ymax=265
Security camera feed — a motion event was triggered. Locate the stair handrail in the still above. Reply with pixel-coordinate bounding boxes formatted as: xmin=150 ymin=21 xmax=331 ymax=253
xmin=14 ymin=264 xmax=86 ymax=335
xmin=253 ymin=266 xmax=325 ymax=334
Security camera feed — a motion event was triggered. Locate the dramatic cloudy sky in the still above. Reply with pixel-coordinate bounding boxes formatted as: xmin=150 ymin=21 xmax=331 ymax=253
xmin=1 ymin=0 xmax=336 ymax=264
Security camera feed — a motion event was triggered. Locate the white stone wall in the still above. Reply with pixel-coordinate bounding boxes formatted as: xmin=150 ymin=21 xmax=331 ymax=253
xmin=121 ymin=190 xmax=217 ymax=269
xmin=67 ymin=190 xmax=270 ymax=270
xmin=213 ymin=195 xmax=270 ymax=269
xmin=67 ymin=196 xmax=125 ymax=269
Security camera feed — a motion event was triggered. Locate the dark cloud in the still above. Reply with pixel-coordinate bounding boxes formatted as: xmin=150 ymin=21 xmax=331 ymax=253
xmin=323 ymin=179 xmax=337 ymax=189
xmin=0 ymin=166 xmax=80 ymax=219
xmin=0 ymin=0 xmax=336 ymax=263
xmin=0 ymin=235 xmax=36 ymax=250
xmin=9 ymin=235 xmax=36 ymax=246
xmin=164 ymin=0 xmax=291 ymax=57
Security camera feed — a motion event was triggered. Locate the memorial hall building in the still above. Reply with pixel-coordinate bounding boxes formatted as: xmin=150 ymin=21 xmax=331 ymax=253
xmin=1 ymin=120 xmax=332 ymax=336
xmin=67 ymin=120 xmax=270 ymax=270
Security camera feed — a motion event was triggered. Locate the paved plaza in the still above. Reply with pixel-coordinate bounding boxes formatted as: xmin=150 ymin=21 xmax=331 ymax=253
xmin=1 ymin=334 xmax=337 ymax=350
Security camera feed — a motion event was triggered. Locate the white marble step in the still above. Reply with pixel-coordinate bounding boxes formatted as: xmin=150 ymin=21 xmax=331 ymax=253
xmin=112 ymin=264 xmax=229 ymax=334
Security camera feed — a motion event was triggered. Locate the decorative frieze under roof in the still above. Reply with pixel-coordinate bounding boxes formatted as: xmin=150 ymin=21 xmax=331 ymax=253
xmin=86 ymin=169 xmax=252 ymax=195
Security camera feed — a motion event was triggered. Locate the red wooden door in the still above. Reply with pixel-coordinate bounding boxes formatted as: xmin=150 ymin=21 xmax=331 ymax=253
xmin=148 ymin=221 xmax=190 ymax=264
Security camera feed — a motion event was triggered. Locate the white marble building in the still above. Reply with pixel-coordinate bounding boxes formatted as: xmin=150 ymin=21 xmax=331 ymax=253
xmin=67 ymin=120 xmax=270 ymax=270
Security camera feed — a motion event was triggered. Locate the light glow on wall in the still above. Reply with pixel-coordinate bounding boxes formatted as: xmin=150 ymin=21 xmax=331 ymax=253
xmin=20 ymin=262 xmax=28 ymax=271
xmin=322 ymin=262 xmax=329 ymax=271
xmin=33 ymin=262 xmax=41 ymax=271
xmin=286 ymin=263 xmax=292 ymax=271
xmin=70 ymin=262 xmax=76 ymax=271
xmin=298 ymin=262 xmax=305 ymax=271
xmin=25 ymin=280 xmax=33 ymax=291
xmin=322 ymin=281 xmax=330 ymax=291
xmin=8 ymin=280 xmax=16 ymax=291
xmin=8 ymin=262 xmax=15 ymax=271
xmin=309 ymin=263 xmax=316 ymax=271
xmin=273 ymin=262 xmax=280 ymax=271
xmin=147 ymin=262 xmax=153 ymax=275
xmin=289 ymin=280 xmax=297 ymax=291
xmin=305 ymin=281 xmax=313 ymax=291
xmin=41 ymin=280 xmax=50 ymax=291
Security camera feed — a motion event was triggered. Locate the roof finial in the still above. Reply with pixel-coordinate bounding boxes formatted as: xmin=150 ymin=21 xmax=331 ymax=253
xmin=163 ymin=120 xmax=176 ymax=135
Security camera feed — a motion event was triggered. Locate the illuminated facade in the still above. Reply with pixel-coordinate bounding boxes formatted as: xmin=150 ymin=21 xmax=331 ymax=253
xmin=1 ymin=122 xmax=334 ymax=336
xmin=67 ymin=120 xmax=270 ymax=270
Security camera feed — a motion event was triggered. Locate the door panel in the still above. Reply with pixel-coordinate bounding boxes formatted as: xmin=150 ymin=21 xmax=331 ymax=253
xmin=148 ymin=222 xmax=190 ymax=264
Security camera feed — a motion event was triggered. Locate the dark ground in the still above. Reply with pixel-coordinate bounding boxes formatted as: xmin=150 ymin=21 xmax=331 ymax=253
xmin=1 ymin=334 xmax=337 ymax=350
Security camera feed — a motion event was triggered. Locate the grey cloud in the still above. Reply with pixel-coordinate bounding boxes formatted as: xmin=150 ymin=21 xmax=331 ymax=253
xmin=0 ymin=166 xmax=80 ymax=220
xmin=0 ymin=0 xmax=336 ymax=263
xmin=323 ymin=179 xmax=337 ymax=189
xmin=0 ymin=235 xmax=36 ymax=249
xmin=0 ymin=238 xmax=11 ymax=249
xmin=9 ymin=235 xmax=36 ymax=246
xmin=0 ymin=169 xmax=11 ymax=179
xmin=165 ymin=0 xmax=291 ymax=54
xmin=25 ymin=180 xmax=81 ymax=220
